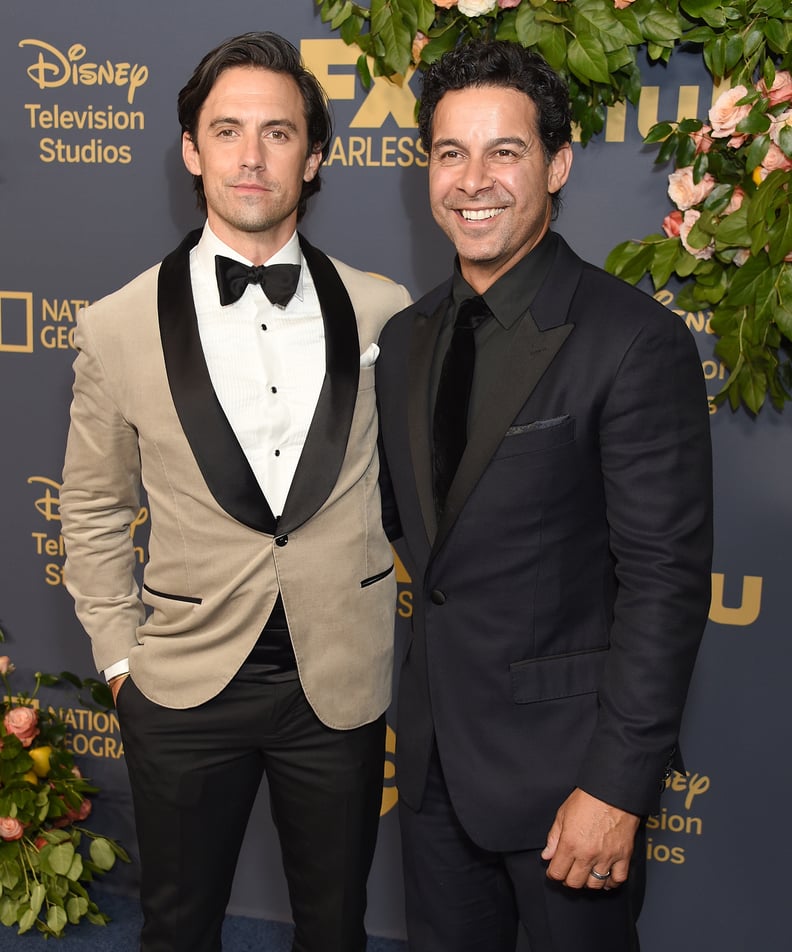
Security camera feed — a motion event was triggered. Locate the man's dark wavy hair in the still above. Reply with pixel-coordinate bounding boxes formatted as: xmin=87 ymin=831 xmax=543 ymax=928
xmin=417 ymin=40 xmax=572 ymax=216
xmin=178 ymin=31 xmax=333 ymax=221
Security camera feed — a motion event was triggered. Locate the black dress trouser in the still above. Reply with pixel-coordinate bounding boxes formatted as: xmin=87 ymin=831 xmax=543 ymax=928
xmin=117 ymin=669 xmax=386 ymax=952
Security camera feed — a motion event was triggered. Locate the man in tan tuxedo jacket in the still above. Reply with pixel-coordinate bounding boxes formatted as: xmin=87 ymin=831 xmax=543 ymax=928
xmin=60 ymin=32 xmax=410 ymax=952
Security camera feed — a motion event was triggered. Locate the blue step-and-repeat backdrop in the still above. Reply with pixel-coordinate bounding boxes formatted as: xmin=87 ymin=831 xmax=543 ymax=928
xmin=1 ymin=1 xmax=788 ymax=948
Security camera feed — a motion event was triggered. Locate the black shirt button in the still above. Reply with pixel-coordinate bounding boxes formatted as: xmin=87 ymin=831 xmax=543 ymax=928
xmin=430 ymin=590 xmax=446 ymax=605
xmin=275 ymin=535 xmax=288 ymax=547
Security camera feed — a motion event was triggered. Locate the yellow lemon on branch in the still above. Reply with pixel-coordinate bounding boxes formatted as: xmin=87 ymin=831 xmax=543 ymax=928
xmin=28 ymin=745 xmax=52 ymax=778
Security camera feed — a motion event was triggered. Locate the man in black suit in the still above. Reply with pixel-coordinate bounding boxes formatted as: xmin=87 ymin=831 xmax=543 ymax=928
xmin=376 ymin=40 xmax=713 ymax=952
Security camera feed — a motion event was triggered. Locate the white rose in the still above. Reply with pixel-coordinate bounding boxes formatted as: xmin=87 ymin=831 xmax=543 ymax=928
xmin=458 ymin=0 xmax=498 ymax=15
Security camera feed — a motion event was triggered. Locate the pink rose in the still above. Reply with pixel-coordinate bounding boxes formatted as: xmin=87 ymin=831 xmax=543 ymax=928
xmin=614 ymin=0 xmax=636 ymax=8
xmin=709 ymin=86 xmax=751 ymax=139
xmin=0 ymin=657 xmax=14 ymax=676
xmin=498 ymin=0 xmax=521 ymax=6
xmin=4 ymin=706 xmax=39 ymax=747
xmin=761 ymin=142 xmax=792 ymax=173
xmin=667 ymin=167 xmax=716 ymax=211
xmin=662 ymin=210 xmax=683 ymax=238
xmin=0 ymin=817 xmax=24 ymax=841
xmin=433 ymin=0 xmax=459 ymax=7
xmin=680 ymin=210 xmax=715 ymax=260
xmin=690 ymin=124 xmax=714 ymax=154
xmin=66 ymin=798 xmax=92 ymax=823
xmin=725 ymin=187 xmax=745 ymax=215
xmin=758 ymin=71 xmax=792 ymax=107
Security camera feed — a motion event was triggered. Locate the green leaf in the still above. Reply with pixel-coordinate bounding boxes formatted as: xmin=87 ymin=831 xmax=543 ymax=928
xmin=370 ymin=0 xmax=413 ymax=76
xmin=642 ymin=6 xmax=684 ymax=46
xmin=723 ymin=34 xmax=744 ymax=73
xmin=67 ymin=852 xmax=84 ymax=882
xmin=778 ymin=126 xmax=792 ymax=158
xmin=89 ymin=838 xmax=116 ymax=872
xmin=762 ymin=18 xmax=788 ymax=56
xmin=725 ymin=256 xmax=778 ymax=322
xmin=339 ymin=13 xmax=365 ymax=45
xmin=743 ymin=26 xmax=765 ymax=59
xmin=514 ymin=2 xmax=539 ymax=46
xmin=48 ymin=843 xmax=75 ymax=876
xmin=704 ymin=35 xmax=727 ymax=79
xmin=745 ymin=134 xmax=771 ymax=171
xmin=644 ymin=122 xmax=674 ymax=144
xmin=421 ymin=24 xmax=461 ymax=65
xmin=740 ymin=365 xmax=767 ymax=414
xmin=0 ymin=895 xmax=18 ymax=927
xmin=536 ymin=25 xmax=568 ymax=71
xmin=680 ymin=0 xmax=726 ymax=28
xmin=567 ymin=35 xmax=611 ymax=85
xmin=355 ymin=53 xmax=372 ymax=89
xmin=777 ymin=268 xmax=792 ymax=341
xmin=48 ymin=903 xmax=69 ymax=935
xmin=649 ymin=238 xmax=684 ymax=289
xmin=736 ymin=107 xmax=771 ymax=136
xmin=66 ymin=895 xmax=88 ymax=925
xmin=767 ymin=205 xmax=792 ymax=265
xmin=29 ymin=882 xmax=46 ymax=916
xmin=715 ymin=205 xmax=750 ymax=246
xmin=18 ymin=905 xmax=37 ymax=934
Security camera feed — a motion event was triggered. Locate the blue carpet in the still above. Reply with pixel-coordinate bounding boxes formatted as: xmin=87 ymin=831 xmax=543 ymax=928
xmin=0 ymin=891 xmax=408 ymax=950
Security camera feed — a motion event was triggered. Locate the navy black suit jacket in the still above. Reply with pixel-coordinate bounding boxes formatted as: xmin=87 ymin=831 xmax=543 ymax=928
xmin=376 ymin=233 xmax=713 ymax=852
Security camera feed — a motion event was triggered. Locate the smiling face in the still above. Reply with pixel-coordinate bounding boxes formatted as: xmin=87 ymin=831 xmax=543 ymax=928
xmin=181 ymin=65 xmax=320 ymax=263
xmin=428 ymin=85 xmax=572 ymax=293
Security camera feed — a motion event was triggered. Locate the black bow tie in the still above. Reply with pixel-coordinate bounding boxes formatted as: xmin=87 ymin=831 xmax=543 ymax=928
xmin=215 ymin=255 xmax=301 ymax=308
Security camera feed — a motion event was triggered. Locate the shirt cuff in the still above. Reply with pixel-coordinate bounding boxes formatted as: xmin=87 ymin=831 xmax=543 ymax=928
xmin=103 ymin=659 xmax=130 ymax=682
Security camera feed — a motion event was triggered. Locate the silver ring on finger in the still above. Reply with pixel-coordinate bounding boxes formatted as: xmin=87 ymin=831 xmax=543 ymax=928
xmin=589 ymin=868 xmax=611 ymax=882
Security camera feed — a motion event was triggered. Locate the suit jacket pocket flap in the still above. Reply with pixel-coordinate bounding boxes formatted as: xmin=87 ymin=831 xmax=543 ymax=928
xmin=510 ymin=646 xmax=608 ymax=704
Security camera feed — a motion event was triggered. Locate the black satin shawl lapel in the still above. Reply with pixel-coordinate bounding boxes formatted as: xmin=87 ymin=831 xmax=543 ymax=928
xmin=276 ymin=236 xmax=359 ymax=535
xmin=407 ymin=283 xmax=451 ymax=546
xmin=432 ymin=241 xmax=583 ymax=555
xmin=157 ymin=229 xmax=276 ymax=533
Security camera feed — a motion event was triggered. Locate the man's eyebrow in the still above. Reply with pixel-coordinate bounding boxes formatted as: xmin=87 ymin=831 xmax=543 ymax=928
xmin=206 ymin=117 xmax=300 ymax=131
xmin=432 ymin=136 xmax=530 ymax=151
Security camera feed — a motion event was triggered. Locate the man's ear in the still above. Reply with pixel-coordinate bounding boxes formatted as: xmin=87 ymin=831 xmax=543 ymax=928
xmin=303 ymin=148 xmax=321 ymax=183
xmin=548 ymin=142 xmax=573 ymax=194
xmin=182 ymin=132 xmax=201 ymax=176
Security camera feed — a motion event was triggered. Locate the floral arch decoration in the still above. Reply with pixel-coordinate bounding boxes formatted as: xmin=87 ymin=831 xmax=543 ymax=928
xmin=315 ymin=0 xmax=792 ymax=413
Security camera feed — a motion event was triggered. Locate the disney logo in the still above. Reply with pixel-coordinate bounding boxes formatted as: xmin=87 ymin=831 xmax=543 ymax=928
xmin=666 ymin=771 xmax=710 ymax=810
xmin=28 ymin=476 xmax=61 ymax=522
xmin=19 ymin=39 xmax=148 ymax=105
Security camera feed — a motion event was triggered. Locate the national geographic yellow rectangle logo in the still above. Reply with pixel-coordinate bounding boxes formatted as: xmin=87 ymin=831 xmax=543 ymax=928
xmin=0 ymin=292 xmax=34 ymax=353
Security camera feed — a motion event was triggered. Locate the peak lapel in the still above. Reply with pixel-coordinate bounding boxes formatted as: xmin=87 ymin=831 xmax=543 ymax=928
xmin=158 ymin=229 xmax=276 ymax=533
xmin=276 ymin=236 xmax=359 ymax=535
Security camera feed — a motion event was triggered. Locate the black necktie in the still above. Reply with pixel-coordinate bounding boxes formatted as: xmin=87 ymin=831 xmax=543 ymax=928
xmin=215 ymin=255 xmax=301 ymax=307
xmin=432 ymin=296 xmax=491 ymax=517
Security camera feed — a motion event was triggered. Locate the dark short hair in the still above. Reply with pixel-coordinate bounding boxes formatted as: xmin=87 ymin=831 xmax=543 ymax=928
xmin=418 ymin=40 xmax=572 ymax=215
xmin=178 ymin=32 xmax=333 ymax=220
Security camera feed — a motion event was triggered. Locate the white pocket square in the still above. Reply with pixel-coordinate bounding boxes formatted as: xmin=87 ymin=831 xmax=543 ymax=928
xmin=359 ymin=343 xmax=380 ymax=367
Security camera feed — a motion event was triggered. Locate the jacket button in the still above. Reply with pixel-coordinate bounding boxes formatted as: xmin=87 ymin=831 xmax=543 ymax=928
xmin=430 ymin=590 xmax=446 ymax=605
xmin=275 ymin=535 xmax=288 ymax=547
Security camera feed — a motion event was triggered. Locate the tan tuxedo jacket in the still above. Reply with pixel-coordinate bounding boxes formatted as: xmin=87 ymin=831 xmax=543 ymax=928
xmin=61 ymin=229 xmax=411 ymax=728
